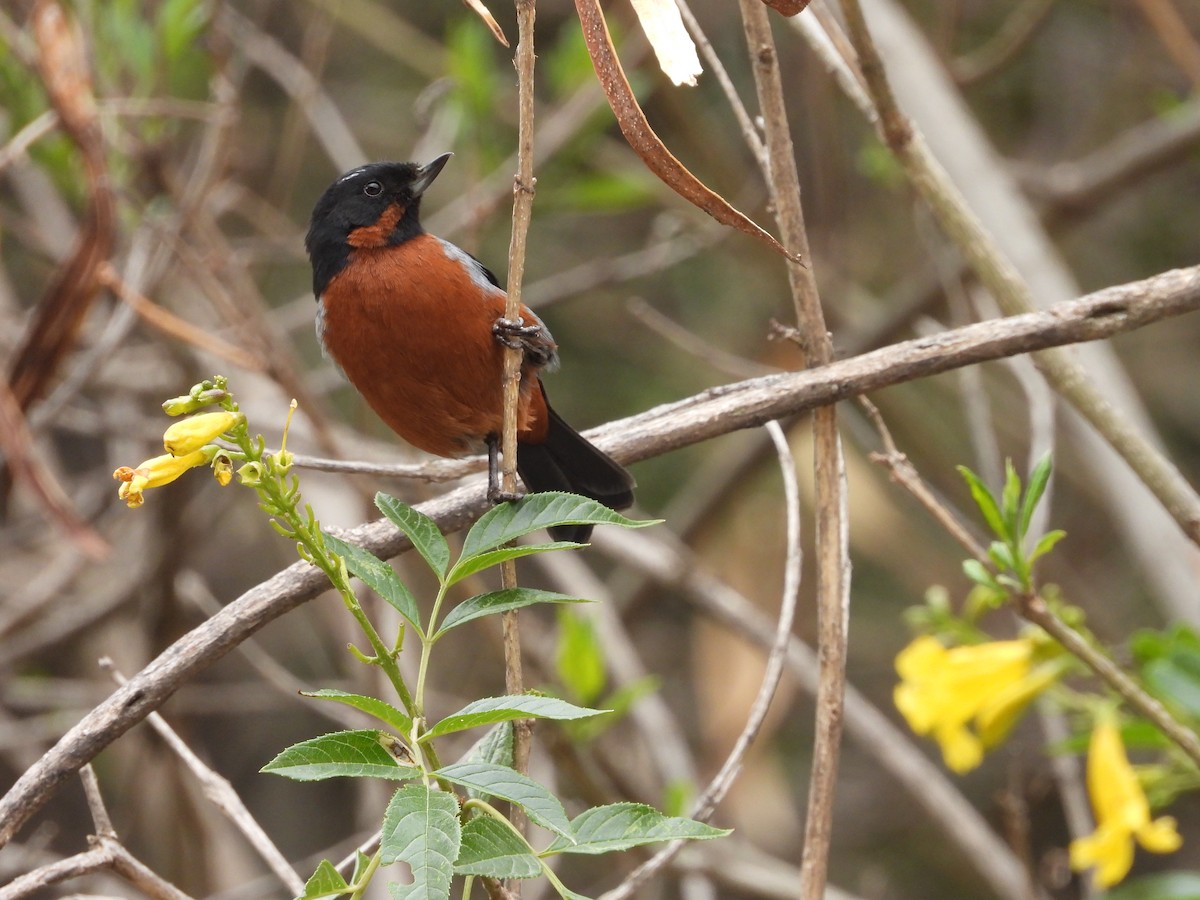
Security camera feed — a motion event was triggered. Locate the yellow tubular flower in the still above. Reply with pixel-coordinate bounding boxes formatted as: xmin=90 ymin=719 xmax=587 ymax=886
xmin=894 ymin=635 xmax=1056 ymax=773
xmin=1070 ymin=713 xmax=1182 ymax=887
xmin=163 ymin=411 xmax=239 ymax=457
xmin=113 ymin=447 xmax=217 ymax=508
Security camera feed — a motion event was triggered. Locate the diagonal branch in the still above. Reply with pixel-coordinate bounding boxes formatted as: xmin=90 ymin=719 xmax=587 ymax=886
xmin=0 ymin=265 xmax=1196 ymax=846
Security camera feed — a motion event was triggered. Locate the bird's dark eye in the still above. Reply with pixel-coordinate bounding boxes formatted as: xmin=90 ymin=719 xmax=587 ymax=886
xmin=363 ymin=181 xmax=383 ymax=197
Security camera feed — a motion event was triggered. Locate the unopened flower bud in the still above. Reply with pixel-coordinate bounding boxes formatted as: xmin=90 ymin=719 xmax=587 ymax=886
xmin=163 ymin=411 xmax=241 ymax=457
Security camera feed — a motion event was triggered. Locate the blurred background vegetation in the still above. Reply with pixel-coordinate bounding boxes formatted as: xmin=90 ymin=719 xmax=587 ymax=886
xmin=1 ymin=0 xmax=1199 ymax=897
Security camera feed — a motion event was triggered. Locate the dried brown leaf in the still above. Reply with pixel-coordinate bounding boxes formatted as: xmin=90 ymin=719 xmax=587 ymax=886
xmin=574 ymin=0 xmax=797 ymax=261
xmin=760 ymin=0 xmax=813 ymax=16
xmin=31 ymin=0 xmax=99 ymax=138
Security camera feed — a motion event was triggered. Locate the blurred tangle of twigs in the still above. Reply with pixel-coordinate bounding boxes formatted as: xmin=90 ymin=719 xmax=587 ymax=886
xmin=2 ymin=0 xmax=1200 ymax=898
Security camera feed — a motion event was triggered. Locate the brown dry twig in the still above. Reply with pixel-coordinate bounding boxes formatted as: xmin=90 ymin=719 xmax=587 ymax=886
xmin=7 ymin=0 xmax=115 ymax=413
xmin=495 ymin=0 xmax=539 ymax=888
xmin=0 ymin=379 xmax=107 ymax=559
xmin=601 ymin=420 xmax=804 ymax=899
xmin=102 ymin=660 xmax=307 ymax=896
xmin=739 ymin=4 xmax=849 ymax=896
xmin=97 ymin=262 xmax=265 ymax=372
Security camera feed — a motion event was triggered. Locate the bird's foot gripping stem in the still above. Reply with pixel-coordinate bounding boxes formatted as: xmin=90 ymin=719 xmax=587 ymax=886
xmin=485 ymin=434 xmax=525 ymax=505
xmin=492 ymin=316 xmax=556 ymax=367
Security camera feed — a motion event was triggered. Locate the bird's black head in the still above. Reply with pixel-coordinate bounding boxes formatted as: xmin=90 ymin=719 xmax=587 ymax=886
xmin=305 ymin=153 xmax=452 ymax=297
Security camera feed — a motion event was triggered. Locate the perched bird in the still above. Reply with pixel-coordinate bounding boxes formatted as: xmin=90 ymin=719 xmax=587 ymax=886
xmin=305 ymin=153 xmax=634 ymax=541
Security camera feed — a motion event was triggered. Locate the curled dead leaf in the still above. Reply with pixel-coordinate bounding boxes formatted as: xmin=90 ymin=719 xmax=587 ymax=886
xmin=760 ymin=0 xmax=813 ymax=16
xmin=574 ymin=0 xmax=798 ymax=262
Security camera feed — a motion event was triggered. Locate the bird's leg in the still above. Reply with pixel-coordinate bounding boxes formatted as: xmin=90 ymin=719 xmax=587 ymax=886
xmin=485 ymin=433 xmax=525 ymax=504
xmin=493 ymin=316 xmax=557 ymax=368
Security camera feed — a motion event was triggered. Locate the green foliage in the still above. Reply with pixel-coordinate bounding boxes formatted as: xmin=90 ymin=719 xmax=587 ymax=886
xmin=544 ymin=803 xmax=731 ymax=855
xmin=556 ymin=608 xmax=607 ymax=706
xmin=436 ymin=588 xmax=590 ymax=637
xmin=1135 ymin=625 xmax=1200 ymax=720
xmin=381 ymin=785 xmax=461 ymax=898
xmin=445 ymin=17 xmax=504 ymax=168
xmin=261 ymin=730 xmax=420 ymax=782
xmin=423 ymin=695 xmax=608 ymax=742
xmin=1106 ymin=871 xmax=1200 ymax=900
xmin=551 ymin=607 xmax=659 ymax=742
xmin=260 ymin=484 xmax=702 ymax=896
xmin=958 ymin=453 xmax=1064 ymax=600
xmin=294 ymin=860 xmax=349 ymax=900
xmin=140 ymin=380 xmax=713 ymax=897
xmin=454 ymin=816 xmax=542 ymax=879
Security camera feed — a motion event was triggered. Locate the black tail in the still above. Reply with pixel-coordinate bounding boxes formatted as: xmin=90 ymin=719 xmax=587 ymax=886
xmin=517 ymin=404 xmax=634 ymax=543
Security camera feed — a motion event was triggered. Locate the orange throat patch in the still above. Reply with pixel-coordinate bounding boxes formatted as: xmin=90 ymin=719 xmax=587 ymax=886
xmin=347 ymin=202 xmax=405 ymax=248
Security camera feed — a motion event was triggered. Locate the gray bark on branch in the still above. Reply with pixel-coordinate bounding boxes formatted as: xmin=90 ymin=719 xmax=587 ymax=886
xmin=0 ymin=263 xmax=1197 ymax=846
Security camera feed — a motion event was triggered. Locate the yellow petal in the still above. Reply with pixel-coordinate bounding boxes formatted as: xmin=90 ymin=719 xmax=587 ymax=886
xmin=935 ymin=723 xmax=983 ymax=774
xmin=1137 ymin=816 xmax=1182 ymax=854
xmin=1088 ymin=717 xmax=1149 ymax=831
xmin=1070 ymin=825 xmax=1134 ymax=888
xmin=163 ymin=411 xmax=239 ymax=457
xmin=976 ymin=662 xmax=1062 ymax=748
xmin=895 ymin=635 xmax=946 ymax=680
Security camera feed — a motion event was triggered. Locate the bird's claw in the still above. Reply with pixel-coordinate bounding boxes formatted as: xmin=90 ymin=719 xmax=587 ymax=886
xmin=492 ymin=316 xmax=543 ymax=349
xmin=487 ymin=485 xmax=525 ymax=504
xmin=493 ymin=316 xmax=556 ymax=367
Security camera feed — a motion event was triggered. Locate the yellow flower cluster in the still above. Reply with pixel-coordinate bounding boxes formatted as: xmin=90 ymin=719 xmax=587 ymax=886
xmin=895 ymin=636 xmax=1184 ymax=886
xmin=113 ymin=411 xmax=239 ymax=507
xmin=1070 ymin=712 xmax=1181 ymax=887
xmin=894 ymin=635 xmax=1060 ymax=773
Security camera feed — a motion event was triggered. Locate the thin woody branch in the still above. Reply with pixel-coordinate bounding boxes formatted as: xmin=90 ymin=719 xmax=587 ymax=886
xmin=0 ymin=264 xmax=1197 ymax=846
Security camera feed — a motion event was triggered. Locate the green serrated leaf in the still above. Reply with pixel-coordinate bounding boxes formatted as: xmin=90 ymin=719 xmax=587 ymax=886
xmin=261 ymin=730 xmax=420 ymax=782
xmin=453 ymin=815 xmax=541 ymax=879
xmin=424 ymin=695 xmax=609 ymax=741
xmin=437 ymin=588 xmax=591 ymax=637
xmin=460 ymin=722 xmax=514 ymax=802
xmin=1028 ymin=529 xmax=1067 ymax=565
xmin=463 ymin=722 xmax=514 ymax=769
xmin=461 ymin=492 xmax=654 ymax=559
xmin=376 ymin=493 xmax=450 ymax=579
xmin=545 ymin=803 xmax=730 ymax=855
xmin=1019 ymin=453 xmax=1053 ymax=540
xmin=350 ymin=850 xmax=371 ymax=884
xmin=301 ymin=689 xmax=413 ymax=736
xmin=381 ymin=784 xmax=460 ymax=900
xmin=557 ymin=610 xmax=606 ymax=706
xmin=446 ymin=542 xmax=582 ymax=587
xmin=322 ymin=533 xmax=424 ymax=636
xmin=295 ymin=859 xmax=349 ymax=900
xmin=434 ymin=762 xmax=573 ymax=839
xmin=957 ymin=466 xmax=1008 ymax=542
